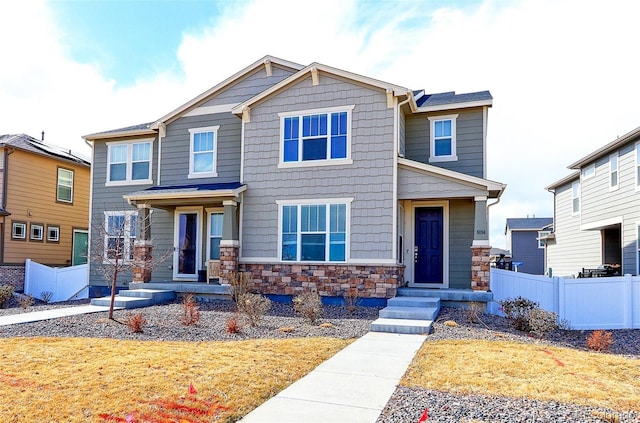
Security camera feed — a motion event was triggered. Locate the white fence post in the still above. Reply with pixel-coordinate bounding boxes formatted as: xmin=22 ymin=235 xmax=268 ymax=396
xmin=624 ymin=274 xmax=633 ymax=329
xmin=24 ymin=259 xmax=32 ymax=293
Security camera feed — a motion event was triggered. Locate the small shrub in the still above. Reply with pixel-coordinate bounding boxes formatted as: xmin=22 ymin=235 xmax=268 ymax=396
xmin=319 ymin=322 xmax=333 ymax=329
xmin=464 ymin=302 xmax=483 ymax=323
xmin=237 ymin=293 xmax=271 ymax=327
xmin=499 ymin=296 xmax=539 ymax=331
xmin=225 ymin=315 xmax=243 ymax=334
xmin=229 ymin=272 xmax=251 ymax=306
xmin=586 ymin=330 xmax=614 ymax=352
xmin=293 ymin=291 xmax=323 ymax=324
xmin=444 ymin=320 xmax=458 ymax=327
xmin=278 ymin=326 xmax=295 ymax=333
xmin=126 ymin=313 xmax=147 ymax=333
xmin=528 ymin=308 xmax=559 ymax=339
xmin=0 ymin=285 xmax=15 ymax=308
xmin=17 ymin=294 xmax=34 ymax=309
xmin=343 ymin=288 xmax=360 ymax=314
xmin=40 ymin=291 xmax=54 ymax=303
xmin=180 ymin=294 xmax=201 ymax=326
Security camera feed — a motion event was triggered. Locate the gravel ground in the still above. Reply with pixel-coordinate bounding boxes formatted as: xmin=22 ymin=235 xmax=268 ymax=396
xmin=1 ymin=297 xmax=639 ymax=422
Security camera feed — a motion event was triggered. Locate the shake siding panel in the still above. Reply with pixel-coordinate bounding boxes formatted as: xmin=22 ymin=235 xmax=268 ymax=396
xmin=449 ymin=199 xmax=473 ymax=288
xmin=242 ymin=75 xmax=394 ymax=261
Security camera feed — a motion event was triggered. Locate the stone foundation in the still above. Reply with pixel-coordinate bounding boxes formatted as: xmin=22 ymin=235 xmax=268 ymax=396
xmin=132 ymin=242 xmax=153 ymax=283
xmin=239 ymin=263 xmax=404 ymax=299
xmin=220 ymin=245 xmax=239 ymax=284
xmin=470 ymin=245 xmax=491 ymax=290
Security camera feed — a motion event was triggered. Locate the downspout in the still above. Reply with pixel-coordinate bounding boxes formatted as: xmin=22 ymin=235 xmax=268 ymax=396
xmin=156 ymin=123 xmax=165 ymax=186
xmin=392 ymin=94 xmax=411 ymax=264
xmin=0 ymin=148 xmax=12 ymax=264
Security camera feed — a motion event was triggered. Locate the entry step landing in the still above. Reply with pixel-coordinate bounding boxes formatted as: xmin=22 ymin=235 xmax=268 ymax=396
xmin=370 ymin=296 xmax=440 ymax=334
xmin=90 ymin=289 xmax=176 ymax=309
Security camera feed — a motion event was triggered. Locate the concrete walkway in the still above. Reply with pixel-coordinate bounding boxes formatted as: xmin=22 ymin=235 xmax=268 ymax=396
xmin=0 ymin=305 xmax=120 ymax=326
xmin=241 ymin=331 xmax=426 ymax=423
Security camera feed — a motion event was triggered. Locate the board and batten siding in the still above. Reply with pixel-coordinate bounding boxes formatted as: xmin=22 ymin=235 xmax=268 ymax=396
xmin=241 ymin=74 xmax=395 ymax=261
xmin=546 ymin=181 xmax=601 ymax=277
xmin=404 ymin=108 xmax=485 ymax=178
xmin=4 ymin=149 xmax=90 ymax=265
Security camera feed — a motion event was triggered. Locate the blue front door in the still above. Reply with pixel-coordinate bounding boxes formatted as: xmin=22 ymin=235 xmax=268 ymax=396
xmin=415 ymin=207 xmax=444 ymax=284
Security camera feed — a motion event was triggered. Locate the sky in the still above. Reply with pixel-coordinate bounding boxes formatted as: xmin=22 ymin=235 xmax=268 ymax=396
xmin=2 ymin=0 xmax=639 ymax=249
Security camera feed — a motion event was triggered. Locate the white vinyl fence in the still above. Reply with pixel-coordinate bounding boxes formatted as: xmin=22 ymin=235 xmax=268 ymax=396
xmin=489 ymin=268 xmax=640 ymax=330
xmin=24 ymin=259 xmax=89 ymax=303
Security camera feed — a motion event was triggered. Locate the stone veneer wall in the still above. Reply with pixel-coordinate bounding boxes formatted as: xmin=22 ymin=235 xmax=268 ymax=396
xmin=470 ymin=246 xmax=491 ymax=290
xmin=0 ymin=265 xmax=26 ymax=291
xmin=239 ymin=263 xmax=404 ymax=298
xmin=132 ymin=243 xmax=153 ymax=283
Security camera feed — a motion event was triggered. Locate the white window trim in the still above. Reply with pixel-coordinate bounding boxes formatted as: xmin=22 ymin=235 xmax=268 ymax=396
xmin=12 ymin=222 xmax=26 ymax=239
xmin=188 ymin=126 xmax=219 ymax=179
xmin=105 ymin=139 xmax=154 ymax=186
xmin=571 ymin=180 xmax=580 ymax=216
xmin=276 ymin=198 xmax=353 ymax=263
xmin=30 ymin=224 xmax=44 ymax=241
xmin=609 ymin=153 xmax=619 ymax=191
xmin=205 ymin=208 xmax=224 ymax=260
xmin=428 ymin=114 xmax=459 ymax=163
xmin=278 ymin=105 xmax=355 ymax=168
xmin=581 ymin=163 xmax=595 ymax=180
xmin=635 ymin=143 xmax=640 ymax=190
xmin=537 ymin=231 xmax=550 ymax=249
xmin=103 ymin=211 xmax=137 ymax=263
xmin=47 ymin=225 xmax=60 ymax=242
xmin=57 ymin=168 xmax=74 ymax=203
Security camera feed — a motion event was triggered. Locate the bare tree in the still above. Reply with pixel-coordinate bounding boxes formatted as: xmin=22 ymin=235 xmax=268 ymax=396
xmin=90 ymin=205 xmax=170 ymax=320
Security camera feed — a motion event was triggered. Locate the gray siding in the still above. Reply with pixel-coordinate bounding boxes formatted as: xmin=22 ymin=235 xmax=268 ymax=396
xmin=449 ymin=199 xmax=474 ymax=289
xmin=202 ymin=65 xmax=295 ymax=107
xmin=404 ymin=108 xmax=485 ymax=177
xmin=241 ymin=74 xmax=395 ymax=261
xmin=161 ymin=113 xmax=241 ymax=185
xmin=510 ymin=231 xmax=545 ymax=275
xmin=398 ymin=166 xmax=487 ymax=199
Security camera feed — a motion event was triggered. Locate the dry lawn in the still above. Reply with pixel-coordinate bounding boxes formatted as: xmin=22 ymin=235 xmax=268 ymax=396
xmin=0 ymin=336 xmax=351 ymax=422
xmin=403 ymin=339 xmax=640 ymax=413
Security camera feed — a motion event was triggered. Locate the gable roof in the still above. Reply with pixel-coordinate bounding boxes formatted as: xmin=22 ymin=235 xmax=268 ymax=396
xmin=231 ymin=61 xmax=411 ymax=116
xmin=505 ymin=217 xmax=553 ymax=233
xmin=0 ymin=134 xmax=90 ymax=165
xmin=568 ymin=125 xmax=640 ymax=169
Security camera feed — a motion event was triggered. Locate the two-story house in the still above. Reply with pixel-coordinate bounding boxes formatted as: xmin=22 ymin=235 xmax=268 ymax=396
xmin=545 ymin=125 xmax=640 ymax=277
xmin=504 ymin=217 xmax=553 ymax=275
xmin=0 ymin=134 xmax=90 ymax=288
xmin=83 ymin=56 xmax=505 ymax=300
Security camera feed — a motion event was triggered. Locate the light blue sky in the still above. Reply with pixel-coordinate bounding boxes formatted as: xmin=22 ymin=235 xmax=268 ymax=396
xmin=2 ymin=0 xmax=640 ymax=248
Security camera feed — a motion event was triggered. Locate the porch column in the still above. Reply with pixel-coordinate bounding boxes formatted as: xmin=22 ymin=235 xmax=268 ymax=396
xmin=219 ymin=199 xmax=239 ymax=283
xmin=470 ymin=196 xmax=491 ymax=290
xmin=133 ymin=203 xmax=153 ymax=283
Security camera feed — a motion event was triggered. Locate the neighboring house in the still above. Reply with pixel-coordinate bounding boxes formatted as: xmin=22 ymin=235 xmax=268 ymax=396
xmin=504 ymin=217 xmax=553 ymax=275
xmin=0 ymin=134 xmax=90 ymax=287
xmin=546 ymin=125 xmax=640 ymax=277
xmin=83 ymin=56 xmax=505 ymax=299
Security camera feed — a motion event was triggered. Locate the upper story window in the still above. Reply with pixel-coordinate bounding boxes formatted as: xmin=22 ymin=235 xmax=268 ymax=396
xmin=57 ymin=168 xmax=74 ymax=203
xmin=537 ymin=231 xmax=550 ymax=248
xmin=107 ymin=140 xmax=152 ymax=186
xmin=279 ymin=106 xmax=354 ymax=168
xmin=279 ymin=199 xmax=351 ymax=262
xmin=581 ymin=163 xmax=595 ymax=180
xmin=609 ymin=153 xmax=619 ymax=190
xmin=428 ymin=114 xmax=458 ymax=163
xmin=104 ymin=211 xmax=137 ymax=262
xmin=572 ymin=180 xmax=580 ymax=214
xmin=188 ymin=126 xmax=219 ymax=178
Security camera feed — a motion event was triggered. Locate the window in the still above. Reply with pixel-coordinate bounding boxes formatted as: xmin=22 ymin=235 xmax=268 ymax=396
xmin=30 ymin=223 xmax=44 ymax=241
xmin=57 ymin=168 xmax=74 ymax=203
xmin=428 ymin=114 xmax=458 ymax=162
xmin=104 ymin=211 xmax=137 ymax=261
xmin=538 ymin=231 xmax=550 ymax=248
xmin=208 ymin=212 xmax=223 ymax=260
xmin=572 ymin=181 xmax=580 ymax=214
xmin=279 ymin=106 xmax=353 ymax=166
xmin=12 ymin=222 xmax=26 ymax=240
xmin=610 ymin=153 xmax=618 ymax=190
xmin=582 ymin=163 xmax=595 ymax=180
xmin=106 ymin=140 xmax=152 ymax=185
xmin=279 ymin=200 xmax=350 ymax=262
xmin=47 ymin=225 xmax=60 ymax=242
xmin=189 ymin=126 xmax=219 ymax=178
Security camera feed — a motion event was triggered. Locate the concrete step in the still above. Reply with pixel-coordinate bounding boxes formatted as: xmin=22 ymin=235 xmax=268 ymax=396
xmin=119 ymin=289 xmax=176 ymax=303
xmin=370 ymin=318 xmax=433 ymax=334
xmin=379 ymin=306 xmax=439 ymax=320
xmin=90 ymin=288 xmax=176 ymax=309
xmin=397 ymin=287 xmax=492 ymax=302
xmin=387 ymin=296 xmax=440 ymax=308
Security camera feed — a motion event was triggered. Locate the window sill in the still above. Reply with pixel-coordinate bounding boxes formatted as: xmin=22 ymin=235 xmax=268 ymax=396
xmin=188 ymin=172 xmax=218 ymax=179
xmin=278 ymin=158 xmax=353 ymax=169
xmin=429 ymin=155 xmax=458 ymax=163
xmin=105 ymin=179 xmax=153 ymax=187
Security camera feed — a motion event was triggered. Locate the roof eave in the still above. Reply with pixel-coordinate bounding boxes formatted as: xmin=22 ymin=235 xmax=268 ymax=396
xmin=567 ymin=125 xmax=640 ymax=169
xmin=415 ymin=99 xmax=493 ymax=113
xmin=83 ymin=128 xmax=156 ymax=141
xmin=123 ymin=185 xmax=247 ymax=203
xmin=545 ymin=171 xmax=580 ymax=191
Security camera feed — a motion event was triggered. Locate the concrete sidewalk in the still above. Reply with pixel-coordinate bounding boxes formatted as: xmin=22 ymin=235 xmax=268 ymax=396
xmin=0 ymin=305 xmax=121 ymax=326
xmin=241 ymin=331 xmax=426 ymax=423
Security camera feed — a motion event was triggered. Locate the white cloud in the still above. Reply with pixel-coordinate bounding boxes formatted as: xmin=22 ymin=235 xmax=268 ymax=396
xmin=2 ymin=0 xmax=639 ymax=247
